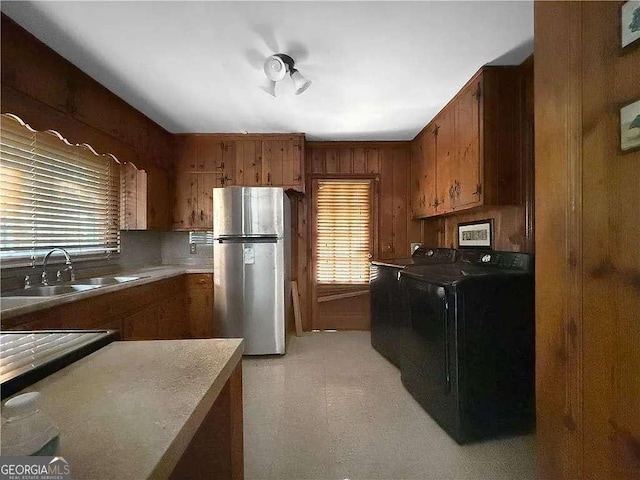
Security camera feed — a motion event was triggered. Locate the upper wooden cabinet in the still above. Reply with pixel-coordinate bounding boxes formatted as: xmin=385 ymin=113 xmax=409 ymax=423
xmin=172 ymin=134 xmax=305 ymax=231
xmin=120 ymin=162 xmax=171 ymax=230
xmin=410 ymin=66 xmax=524 ymax=218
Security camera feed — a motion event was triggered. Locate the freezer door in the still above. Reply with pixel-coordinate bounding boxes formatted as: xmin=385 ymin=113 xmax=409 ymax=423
xmin=213 ymin=238 xmax=286 ymax=354
xmin=213 ymin=187 xmax=285 ymax=238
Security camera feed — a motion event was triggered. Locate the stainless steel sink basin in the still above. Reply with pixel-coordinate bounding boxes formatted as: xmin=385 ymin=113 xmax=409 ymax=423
xmin=6 ymin=285 xmax=101 ymax=297
xmin=73 ymin=276 xmax=143 ymax=286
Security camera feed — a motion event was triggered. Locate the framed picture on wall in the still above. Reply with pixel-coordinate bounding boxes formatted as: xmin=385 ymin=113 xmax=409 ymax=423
xmin=620 ymin=98 xmax=640 ymax=152
xmin=621 ymin=1 xmax=640 ymax=51
xmin=457 ymin=220 xmax=493 ymax=249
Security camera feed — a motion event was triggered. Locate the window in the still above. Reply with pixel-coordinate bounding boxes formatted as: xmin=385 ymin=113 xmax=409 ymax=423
xmin=315 ymin=179 xmax=372 ymax=284
xmin=0 ymin=114 xmax=120 ymax=262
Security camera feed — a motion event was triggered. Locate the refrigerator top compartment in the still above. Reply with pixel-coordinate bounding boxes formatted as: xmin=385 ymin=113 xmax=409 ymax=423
xmin=213 ymin=186 xmax=286 ymax=238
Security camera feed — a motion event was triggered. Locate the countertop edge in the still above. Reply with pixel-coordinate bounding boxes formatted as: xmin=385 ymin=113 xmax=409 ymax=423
xmin=150 ymin=341 xmax=244 ymax=479
xmin=0 ymin=266 xmax=214 ymax=321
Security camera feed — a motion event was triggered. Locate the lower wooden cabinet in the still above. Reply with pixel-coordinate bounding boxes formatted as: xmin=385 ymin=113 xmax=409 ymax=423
xmin=1 ymin=274 xmax=215 ymax=341
xmin=185 ymin=274 xmax=214 ymax=339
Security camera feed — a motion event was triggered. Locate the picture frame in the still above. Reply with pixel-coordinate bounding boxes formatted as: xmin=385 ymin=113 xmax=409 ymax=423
xmin=457 ymin=219 xmax=493 ymax=249
xmin=620 ymin=98 xmax=640 ymax=153
xmin=621 ymin=1 xmax=640 ymax=52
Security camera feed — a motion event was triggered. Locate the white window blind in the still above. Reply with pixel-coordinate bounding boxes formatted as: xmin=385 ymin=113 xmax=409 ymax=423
xmin=0 ymin=114 xmax=120 ymax=262
xmin=316 ymin=179 xmax=372 ymax=284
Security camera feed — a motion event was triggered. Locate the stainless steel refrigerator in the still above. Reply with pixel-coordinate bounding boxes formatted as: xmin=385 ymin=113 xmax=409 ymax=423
xmin=212 ymin=187 xmax=291 ymax=355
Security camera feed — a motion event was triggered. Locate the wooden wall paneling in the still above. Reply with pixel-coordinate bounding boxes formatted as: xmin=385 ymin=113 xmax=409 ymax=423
xmin=582 ymin=3 xmax=640 ymax=479
xmin=282 ymin=140 xmax=295 ymax=187
xmin=309 ymin=146 xmax=325 ymax=173
xmin=392 ymin=146 xmax=409 ymax=256
xmin=535 ymin=2 xmax=581 ymax=478
xmin=292 ymin=137 xmax=304 ymax=191
xmin=339 ymin=148 xmax=353 ymax=174
xmin=353 ymin=147 xmax=366 ymax=173
xmin=378 ymin=147 xmax=395 ymax=257
xmin=324 ymin=148 xmax=339 ymax=174
xmin=234 ymin=140 xmax=245 ymax=185
xmin=365 ymin=147 xmax=380 ymax=174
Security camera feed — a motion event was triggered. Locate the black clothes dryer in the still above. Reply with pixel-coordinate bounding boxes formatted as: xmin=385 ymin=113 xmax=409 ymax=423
xmin=399 ymin=250 xmax=535 ymax=444
xmin=370 ymin=247 xmax=458 ymax=367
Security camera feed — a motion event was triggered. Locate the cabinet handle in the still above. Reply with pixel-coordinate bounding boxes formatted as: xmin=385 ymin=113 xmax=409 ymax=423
xmin=200 ymin=210 xmax=204 ymax=221
xmin=190 ymin=210 xmax=196 ymax=223
xmin=267 ymin=172 xmax=271 ymax=184
xmin=255 ymin=172 xmax=259 ymax=183
xmin=433 ymin=198 xmax=440 ymax=208
xmin=449 ymin=185 xmax=455 ymax=199
xmin=454 ymin=180 xmax=461 ymax=196
xmin=472 ymin=183 xmax=482 ymax=196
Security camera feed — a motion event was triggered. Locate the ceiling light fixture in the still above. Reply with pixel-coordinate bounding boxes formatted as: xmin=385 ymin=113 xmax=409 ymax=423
xmin=262 ymin=53 xmax=311 ymax=97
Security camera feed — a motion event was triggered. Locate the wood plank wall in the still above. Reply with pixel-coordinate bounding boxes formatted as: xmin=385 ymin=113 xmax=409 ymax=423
xmin=535 ymin=2 xmax=640 ymax=479
xmin=419 ymin=57 xmax=535 ymax=253
xmin=0 ymin=15 xmax=173 ymax=229
xmin=304 ymin=142 xmax=422 ymax=330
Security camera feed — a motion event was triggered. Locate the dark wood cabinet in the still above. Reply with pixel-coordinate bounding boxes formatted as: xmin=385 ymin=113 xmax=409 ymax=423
xmin=454 ymin=77 xmax=482 ymax=209
xmin=185 ymin=274 xmax=214 ymax=339
xmin=172 ymin=134 xmax=305 ymax=231
xmin=410 ymin=126 xmax=437 ymax=218
xmin=411 ymin=66 xmax=524 ymax=219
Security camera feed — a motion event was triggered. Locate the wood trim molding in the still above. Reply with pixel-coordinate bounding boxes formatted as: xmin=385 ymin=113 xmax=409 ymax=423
xmin=317 ymin=290 xmax=369 ymax=303
xmin=307 ymin=141 xmax=411 ymax=148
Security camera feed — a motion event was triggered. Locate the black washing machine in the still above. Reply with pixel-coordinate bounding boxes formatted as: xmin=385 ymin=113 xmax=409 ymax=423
xmin=399 ymin=250 xmax=535 ymax=444
xmin=370 ymin=247 xmax=458 ymax=367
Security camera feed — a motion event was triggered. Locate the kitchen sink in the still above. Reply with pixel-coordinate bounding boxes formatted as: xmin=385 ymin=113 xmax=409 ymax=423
xmin=72 ymin=276 xmax=144 ymax=286
xmin=6 ymin=285 xmax=101 ymax=297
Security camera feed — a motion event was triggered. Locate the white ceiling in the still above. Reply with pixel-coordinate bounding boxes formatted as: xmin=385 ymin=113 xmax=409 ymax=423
xmin=2 ymin=1 xmax=534 ymax=141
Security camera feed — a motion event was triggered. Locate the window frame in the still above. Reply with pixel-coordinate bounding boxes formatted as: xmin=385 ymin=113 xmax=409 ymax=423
xmin=310 ymin=175 xmax=378 ymax=287
xmin=0 ymin=113 xmax=122 ymax=267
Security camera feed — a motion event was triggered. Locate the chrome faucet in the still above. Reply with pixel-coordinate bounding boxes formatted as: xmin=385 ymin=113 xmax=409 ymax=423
xmin=41 ymin=248 xmax=75 ymax=285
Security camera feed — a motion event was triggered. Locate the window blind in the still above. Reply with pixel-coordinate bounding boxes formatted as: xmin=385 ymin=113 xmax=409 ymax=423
xmin=189 ymin=231 xmax=214 ymax=245
xmin=316 ymin=179 xmax=372 ymax=284
xmin=0 ymin=115 xmax=120 ymax=262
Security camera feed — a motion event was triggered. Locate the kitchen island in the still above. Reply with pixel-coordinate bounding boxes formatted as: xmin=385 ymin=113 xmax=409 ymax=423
xmin=7 ymin=338 xmax=243 ymax=480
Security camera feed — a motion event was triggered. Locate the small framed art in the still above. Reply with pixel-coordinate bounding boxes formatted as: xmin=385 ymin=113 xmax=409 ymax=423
xmin=620 ymin=98 xmax=640 ymax=152
xmin=457 ymin=220 xmax=493 ymax=249
xmin=621 ymin=1 xmax=640 ymax=51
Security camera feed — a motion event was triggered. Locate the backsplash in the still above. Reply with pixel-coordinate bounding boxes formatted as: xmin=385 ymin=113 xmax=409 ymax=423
xmin=160 ymin=232 xmax=213 ymax=266
xmin=0 ymin=230 xmax=214 ymax=292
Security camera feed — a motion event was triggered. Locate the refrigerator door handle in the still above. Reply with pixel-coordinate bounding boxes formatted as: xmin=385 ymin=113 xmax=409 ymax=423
xmin=217 ymin=236 xmax=278 ymax=244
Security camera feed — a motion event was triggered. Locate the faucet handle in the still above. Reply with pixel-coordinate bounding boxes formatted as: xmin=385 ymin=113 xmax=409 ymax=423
xmin=68 ymin=265 xmax=75 ymax=282
xmin=24 ymin=275 xmax=31 ymax=289
xmin=56 ymin=270 xmax=62 ymax=282
xmin=41 ymin=271 xmax=48 ymax=286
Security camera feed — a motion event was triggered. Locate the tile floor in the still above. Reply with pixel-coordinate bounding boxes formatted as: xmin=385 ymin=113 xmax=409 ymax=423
xmin=242 ymin=331 xmax=535 ymax=480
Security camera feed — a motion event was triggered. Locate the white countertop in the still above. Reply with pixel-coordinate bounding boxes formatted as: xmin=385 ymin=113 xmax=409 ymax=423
xmin=0 ymin=265 xmax=214 ymax=320
xmin=8 ymin=338 xmax=243 ymax=479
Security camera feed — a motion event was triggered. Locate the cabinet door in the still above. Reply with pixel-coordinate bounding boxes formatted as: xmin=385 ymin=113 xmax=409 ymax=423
xmin=221 ymin=141 xmax=236 ymax=186
xmin=434 ymin=108 xmax=455 ymax=213
xmin=422 ymin=125 xmax=438 ymax=217
xmin=171 ymin=172 xmax=198 ymax=230
xmin=175 ymin=136 xmax=199 ymax=171
xmin=237 ymin=140 xmax=262 ymax=186
xmin=282 ymin=138 xmax=304 ymax=190
xmin=198 ymin=137 xmax=223 ymax=172
xmin=262 ymin=140 xmax=284 ymax=186
xmin=186 ymin=274 xmax=214 ymax=338
xmin=123 ymin=304 xmax=160 ymax=340
xmin=197 ymin=173 xmax=219 ymax=230
xmin=455 ymin=78 xmax=482 ymax=209
xmin=411 ymin=136 xmax=426 ymax=218
xmin=158 ymin=294 xmax=187 ymax=340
